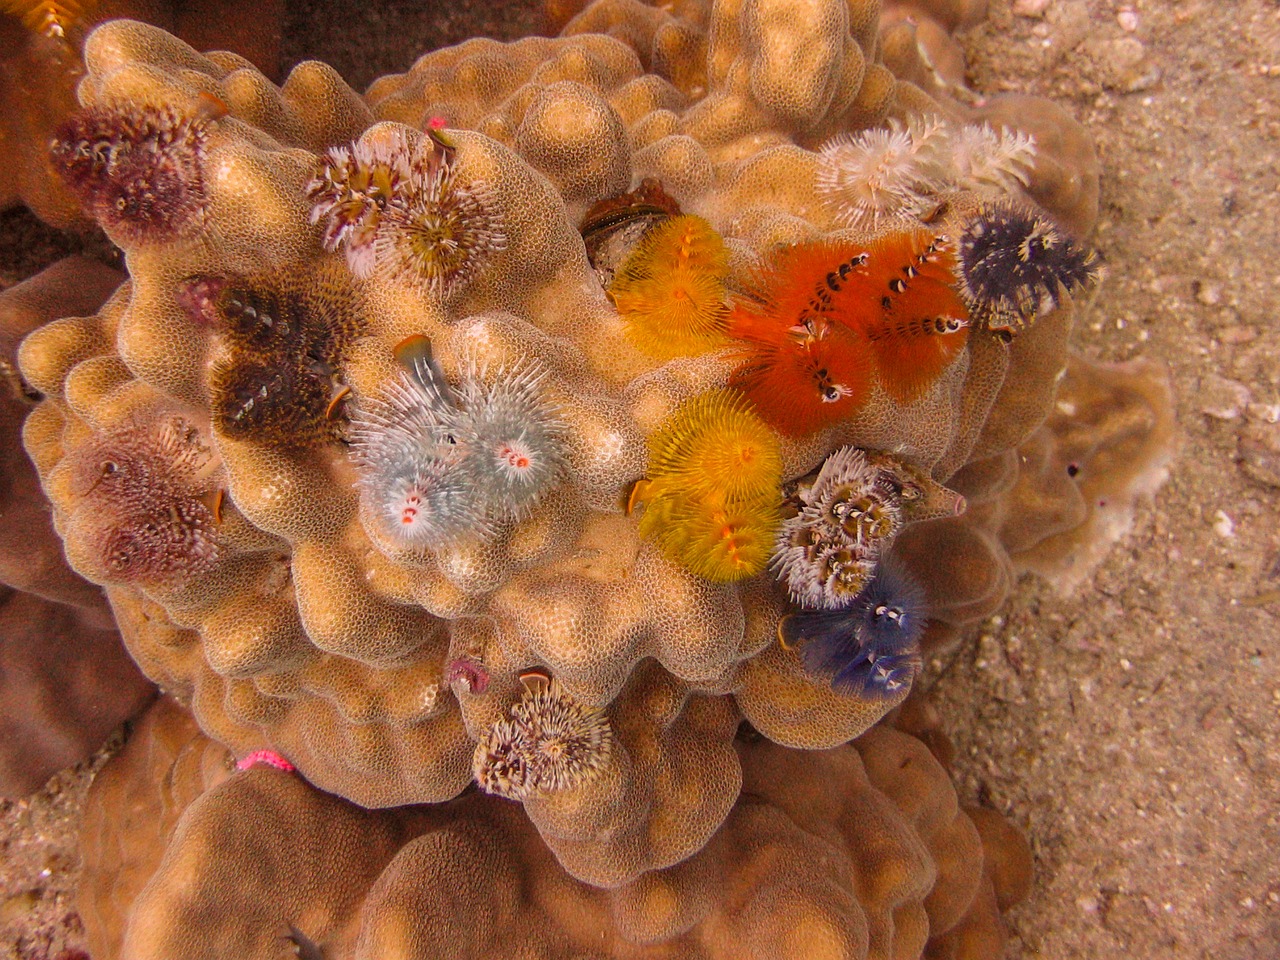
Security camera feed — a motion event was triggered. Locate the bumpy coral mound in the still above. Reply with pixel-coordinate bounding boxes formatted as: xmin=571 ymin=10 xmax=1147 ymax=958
xmin=0 ymin=587 xmax=152 ymax=796
xmin=0 ymin=256 xmax=155 ymax=796
xmin=81 ymin=697 xmax=1025 ymax=960
xmin=996 ymin=355 xmax=1176 ymax=588
xmin=18 ymin=0 xmax=1149 ymax=890
xmin=1 ymin=257 xmax=123 ymax=609
xmin=76 ymin=696 xmax=233 ymax=958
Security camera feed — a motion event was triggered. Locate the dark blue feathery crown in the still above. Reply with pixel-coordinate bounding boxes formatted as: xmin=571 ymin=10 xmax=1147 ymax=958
xmin=783 ymin=556 xmax=926 ymax=700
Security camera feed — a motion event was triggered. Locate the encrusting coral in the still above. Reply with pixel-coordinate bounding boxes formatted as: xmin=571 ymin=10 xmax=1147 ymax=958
xmin=11 ymin=0 xmax=1176 ymax=953
xmin=79 ymin=695 xmax=1031 ymax=960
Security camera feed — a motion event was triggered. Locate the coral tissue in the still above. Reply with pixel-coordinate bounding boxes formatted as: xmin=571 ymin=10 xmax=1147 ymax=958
xmin=9 ymin=1 xmax=1175 ymax=957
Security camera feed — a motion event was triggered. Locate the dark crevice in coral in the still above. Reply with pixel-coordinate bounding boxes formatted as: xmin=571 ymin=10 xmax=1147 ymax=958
xmin=0 ymin=206 xmax=119 ymax=287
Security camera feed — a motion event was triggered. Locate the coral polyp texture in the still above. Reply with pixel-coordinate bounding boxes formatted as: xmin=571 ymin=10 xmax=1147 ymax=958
xmin=16 ymin=1 xmax=1175 ymax=952
xmin=80 ymin=696 xmax=1032 ymax=960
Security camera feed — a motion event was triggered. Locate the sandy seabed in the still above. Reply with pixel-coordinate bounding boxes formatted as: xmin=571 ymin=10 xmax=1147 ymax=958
xmin=1 ymin=1 xmax=1278 ymax=958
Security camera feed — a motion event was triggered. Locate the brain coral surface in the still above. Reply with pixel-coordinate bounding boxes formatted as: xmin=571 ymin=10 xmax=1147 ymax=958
xmin=19 ymin=0 xmax=1127 ymax=893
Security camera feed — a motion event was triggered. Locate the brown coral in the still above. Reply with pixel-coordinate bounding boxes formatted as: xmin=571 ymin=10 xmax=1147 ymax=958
xmin=14 ymin=0 xmax=1168 ymax=918
xmin=0 ymin=587 xmax=154 ymax=797
xmin=80 ymin=696 xmax=1027 ymax=960
xmin=0 ymin=256 xmax=155 ymax=797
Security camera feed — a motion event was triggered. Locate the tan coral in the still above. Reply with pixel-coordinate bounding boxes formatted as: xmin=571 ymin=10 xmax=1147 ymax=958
xmin=982 ymin=355 xmax=1177 ymax=591
xmin=903 ymin=353 xmax=1175 ymax=652
xmin=80 ymin=697 xmax=1027 ymax=960
xmin=19 ymin=0 xmax=1135 ymax=893
xmin=0 ymin=0 xmax=290 ymax=227
xmin=77 ymin=696 xmax=233 ymax=958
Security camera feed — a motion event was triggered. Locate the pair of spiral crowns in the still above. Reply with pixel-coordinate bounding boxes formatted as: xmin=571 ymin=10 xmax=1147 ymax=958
xmin=350 ymin=336 xmax=568 ymax=551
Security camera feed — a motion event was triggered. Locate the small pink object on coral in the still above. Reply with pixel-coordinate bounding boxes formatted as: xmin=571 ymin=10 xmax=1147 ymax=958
xmin=236 ymin=749 xmax=295 ymax=772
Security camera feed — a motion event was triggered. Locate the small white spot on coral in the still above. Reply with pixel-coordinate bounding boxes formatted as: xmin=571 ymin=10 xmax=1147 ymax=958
xmin=1211 ymin=509 xmax=1234 ymax=538
xmin=212 ymin=157 xmax=236 ymax=185
xmin=595 ymin=430 xmax=626 ymax=461
xmin=465 ymin=320 xmax=495 ymax=348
